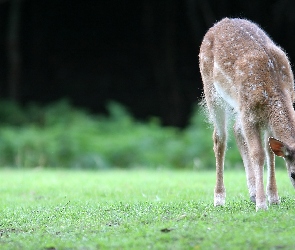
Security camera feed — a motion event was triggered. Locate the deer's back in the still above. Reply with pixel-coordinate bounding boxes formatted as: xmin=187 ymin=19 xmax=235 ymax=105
xmin=199 ymin=18 xmax=295 ymax=112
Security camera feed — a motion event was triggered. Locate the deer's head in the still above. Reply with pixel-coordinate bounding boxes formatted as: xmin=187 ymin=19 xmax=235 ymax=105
xmin=269 ymin=137 xmax=295 ymax=188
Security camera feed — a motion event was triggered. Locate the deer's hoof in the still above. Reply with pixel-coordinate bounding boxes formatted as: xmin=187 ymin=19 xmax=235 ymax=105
xmin=267 ymin=192 xmax=280 ymax=205
xmin=250 ymin=195 xmax=256 ymax=203
xmin=214 ymin=192 xmax=226 ymax=206
xmin=256 ymin=201 xmax=268 ymax=211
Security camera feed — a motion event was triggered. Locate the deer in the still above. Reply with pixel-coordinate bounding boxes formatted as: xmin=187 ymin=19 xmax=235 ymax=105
xmin=199 ymin=17 xmax=295 ymax=211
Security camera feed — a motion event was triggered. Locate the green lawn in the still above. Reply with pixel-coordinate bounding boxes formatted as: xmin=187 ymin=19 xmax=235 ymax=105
xmin=0 ymin=168 xmax=295 ymax=250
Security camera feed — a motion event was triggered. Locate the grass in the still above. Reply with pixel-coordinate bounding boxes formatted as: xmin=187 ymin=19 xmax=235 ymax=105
xmin=0 ymin=168 xmax=295 ymax=249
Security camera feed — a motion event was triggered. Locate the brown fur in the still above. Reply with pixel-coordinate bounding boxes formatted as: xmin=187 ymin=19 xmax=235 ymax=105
xmin=199 ymin=18 xmax=295 ymax=211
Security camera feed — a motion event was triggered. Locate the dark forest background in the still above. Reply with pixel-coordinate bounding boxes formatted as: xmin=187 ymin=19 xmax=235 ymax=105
xmin=0 ymin=0 xmax=294 ymax=127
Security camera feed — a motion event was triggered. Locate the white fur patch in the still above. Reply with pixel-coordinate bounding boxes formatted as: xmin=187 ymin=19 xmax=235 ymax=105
xmin=256 ymin=202 xmax=268 ymax=211
xmin=213 ymin=62 xmax=238 ymax=110
xmin=214 ymin=62 xmax=233 ymax=83
xmin=214 ymin=192 xmax=226 ymax=206
xmin=267 ymin=193 xmax=280 ymax=205
xmin=214 ymin=81 xmax=238 ymax=109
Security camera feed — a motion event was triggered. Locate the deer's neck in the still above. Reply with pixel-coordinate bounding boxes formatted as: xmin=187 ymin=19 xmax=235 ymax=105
xmin=269 ymin=99 xmax=295 ymax=144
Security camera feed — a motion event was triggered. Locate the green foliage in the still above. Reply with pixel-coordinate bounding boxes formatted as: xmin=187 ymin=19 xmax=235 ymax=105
xmin=0 ymin=100 xmax=285 ymax=169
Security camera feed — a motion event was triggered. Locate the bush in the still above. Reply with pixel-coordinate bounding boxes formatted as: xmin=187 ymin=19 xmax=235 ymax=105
xmin=0 ymin=100 xmax=284 ymax=169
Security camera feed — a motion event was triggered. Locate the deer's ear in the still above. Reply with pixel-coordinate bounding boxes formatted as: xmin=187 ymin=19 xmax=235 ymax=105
xmin=268 ymin=137 xmax=289 ymax=157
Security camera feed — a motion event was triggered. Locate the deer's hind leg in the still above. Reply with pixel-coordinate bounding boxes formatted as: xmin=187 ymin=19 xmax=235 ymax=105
xmin=204 ymin=86 xmax=228 ymax=206
xmin=212 ymin=116 xmax=227 ymax=206
xmin=234 ymin=120 xmax=256 ymax=203
xmin=200 ymin=44 xmax=227 ymax=206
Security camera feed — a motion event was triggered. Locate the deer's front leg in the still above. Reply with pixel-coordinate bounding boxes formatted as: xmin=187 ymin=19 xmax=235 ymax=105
xmin=265 ymin=134 xmax=280 ymax=205
xmin=243 ymin=122 xmax=267 ymax=211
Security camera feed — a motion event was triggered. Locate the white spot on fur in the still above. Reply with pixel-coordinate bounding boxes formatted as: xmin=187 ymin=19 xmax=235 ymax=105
xmin=263 ymin=90 xmax=268 ymax=99
xmin=237 ymin=69 xmax=245 ymax=76
xmin=268 ymin=59 xmax=274 ymax=69
xmin=275 ymin=101 xmax=282 ymax=108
